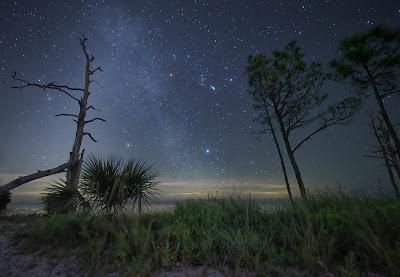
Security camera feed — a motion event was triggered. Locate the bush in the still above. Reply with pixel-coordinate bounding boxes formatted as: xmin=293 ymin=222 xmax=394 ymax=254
xmin=81 ymin=155 xmax=158 ymax=213
xmin=0 ymin=191 xmax=11 ymax=211
xmin=41 ymin=180 xmax=88 ymax=214
xmin=42 ymin=155 xmax=158 ymax=214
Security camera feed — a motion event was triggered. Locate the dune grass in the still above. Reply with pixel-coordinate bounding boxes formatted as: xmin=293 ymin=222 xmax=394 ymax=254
xmin=9 ymin=194 xmax=400 ymax=276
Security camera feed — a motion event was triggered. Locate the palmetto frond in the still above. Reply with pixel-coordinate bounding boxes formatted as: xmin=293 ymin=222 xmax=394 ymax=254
xmin=42 ymin=179 xmax=88 ymax=214
xmin=121 ymin=160 xmax=159 ymax=213
xmin=81 ymin=155 xmax=158 ymax=213
xmin=81 ymin=155 xmax=125 ymax=211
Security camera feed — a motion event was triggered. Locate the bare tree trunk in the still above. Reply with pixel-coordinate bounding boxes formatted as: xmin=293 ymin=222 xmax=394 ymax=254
xmin=285 ymin=140 xmax=307 ymax=199
xmin=263 ymin=104 xmax=294 ymax=206
xmin=66 ymin=42 xmax=92 ymax=190
xmin=64 ymin=37 xmax=105 ymax=189
xmin=364 ymin=65 xmax=400 ymax=159
xmin=393 ymin=158 xmax=400 ymax=181
xmin=0 ymin=161 xmax=75 ymax=194
xmin=274 ymin=107 xmax=307 ymax=199
xmin=372 ymin=119 xmax=400 ymax=199
xmin=384 ymin=157 xmax=400 ymax=199
xmin=387 ymin=139 xmax=400 ymax=181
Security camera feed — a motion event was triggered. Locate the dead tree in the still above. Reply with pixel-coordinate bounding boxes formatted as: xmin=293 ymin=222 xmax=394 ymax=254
xmin=0 ymin=37 xmax=105 ymax=195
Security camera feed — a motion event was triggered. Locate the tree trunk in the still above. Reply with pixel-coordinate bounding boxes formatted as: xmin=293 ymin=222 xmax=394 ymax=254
xmin=384 ymin=157 xmax=400 ymax=199
xmin=274 ymin=107 xmax=307 ymax=199
xmin=65 ymin=53 xmax=91 ymax=189
xmin=364 ymin=65 xmax=400 ymax=159
xmin=386 ymin=136 xmax=400 ymax=182
xmin=372 ymin=119 xmax=400 ymax=199
xmin=264 ymin=104 xmax=294 ymax=207
xmin=285 ymin=139 xmax=307 ymax=199
xmin=392 ymin=157 xmax=400 ymax=181
xmin=0 ymin=161 xmax=75 ymax=194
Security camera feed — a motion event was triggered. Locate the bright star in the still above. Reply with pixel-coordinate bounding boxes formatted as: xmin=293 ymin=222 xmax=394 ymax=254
xmin=199 ymin=74 xmax=207 ymax=87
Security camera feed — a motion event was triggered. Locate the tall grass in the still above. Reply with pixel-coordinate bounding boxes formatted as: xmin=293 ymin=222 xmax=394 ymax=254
xmin=19 ymin=194 xmax=400 ymax=276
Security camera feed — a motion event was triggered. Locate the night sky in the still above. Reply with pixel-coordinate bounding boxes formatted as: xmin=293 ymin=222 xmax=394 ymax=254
xmin=0 ymin=0 xmax=399 ymax=202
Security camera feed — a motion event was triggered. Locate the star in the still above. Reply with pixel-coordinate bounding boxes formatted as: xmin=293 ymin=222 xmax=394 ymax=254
xmin=0 ymin=0 xmax=396 ymax=207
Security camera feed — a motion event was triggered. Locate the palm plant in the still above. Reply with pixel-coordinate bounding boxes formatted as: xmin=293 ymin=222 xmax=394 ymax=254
xmin=42 ymin=179 xmax=88 ymax=214
xmin=80 ymin=156 xmax=124 ymax=212
xmin=81 ymin=155 xmax=158 ymax=213
xmin=121 ymin=160 xmax=159 ymax=212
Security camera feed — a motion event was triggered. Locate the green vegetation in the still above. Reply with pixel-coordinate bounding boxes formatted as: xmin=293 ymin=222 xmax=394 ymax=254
xmin=41 ymin=155 xmax=158 ymax=214
xmin=330 ymin=26 xmax=400 ymax=146
xmin=12 ymin=194 xmax=400 ymax=276
xmin=246 ymin=41 xmax=361 ymax=200
xmin=330 ymin=25 xmax=400 ymax=199
xmin=0 ymin=191 xmax=11 ymax=212
xmin=1 ymin=23 xmax=399 ymax=277
xmin=42 ymin=179 xmax=89 ymax=214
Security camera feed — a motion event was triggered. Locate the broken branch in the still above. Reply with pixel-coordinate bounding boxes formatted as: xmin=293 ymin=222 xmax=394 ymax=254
xmin=85 ymin=117 xmax=106 ymax=124
xmin=0 ymin=160 xmax=79 ymax=194
xmin=90 ymin=66 xmax=103 ymax=75
xmin=86 ymin=105 xmax=101 ymax=112
xmin=12 ymin=72 xmax=81 ymax=103
xmin=84 ymin=132 xmax=98 ymax=142
xmin=55 ymin=113 xmax=79 ymax=118
xmin=90 ymin=79 xmax=103 ymax=89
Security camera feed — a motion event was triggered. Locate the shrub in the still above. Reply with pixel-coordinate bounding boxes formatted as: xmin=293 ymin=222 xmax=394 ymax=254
xmin=80 ymin=155 xmax=158 ymax=213
xmin=42 ymin=155 xmax=158 ymax=214
xmin=0 ymin=191 xmax=11 ymax=211
xmin=41 ymin=179 xmax=88 ymax=214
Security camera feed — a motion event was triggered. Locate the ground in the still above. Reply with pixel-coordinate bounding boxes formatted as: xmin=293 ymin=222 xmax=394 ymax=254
xmin=0 ymin=229 xmax=81 ymax=277
xmin=0 ymin=227 xmax=388 ymax=277
xmin=0 ymin=226 xmax=251 ymax=277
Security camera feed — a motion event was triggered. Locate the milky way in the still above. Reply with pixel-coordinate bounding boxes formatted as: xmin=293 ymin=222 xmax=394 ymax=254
xmin=0 ymin=0 xmax=399 ymax=196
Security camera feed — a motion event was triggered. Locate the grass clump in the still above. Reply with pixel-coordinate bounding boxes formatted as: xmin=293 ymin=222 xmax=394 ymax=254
xmin=20 ymin=194 xmax=400 ymax=276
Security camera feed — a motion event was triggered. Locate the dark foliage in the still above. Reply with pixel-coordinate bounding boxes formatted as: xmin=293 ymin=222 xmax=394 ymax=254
xmin=80 ymin=155 xmax=159 ymax=213
xmin=42 ymin=179 xmax=88 ymax=214
xmin=0 ymin=191 xmax=11 ymax=211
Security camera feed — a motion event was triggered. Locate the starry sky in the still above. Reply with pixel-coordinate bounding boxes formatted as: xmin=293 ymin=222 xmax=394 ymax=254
xmin=0 ymin=0 xmax=399 ymax=204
